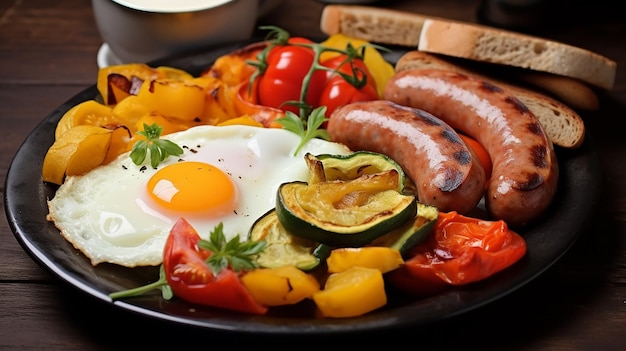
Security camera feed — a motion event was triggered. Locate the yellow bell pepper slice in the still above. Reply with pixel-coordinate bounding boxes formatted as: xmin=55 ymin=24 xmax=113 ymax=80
xmin=191 ymin=76 xmax=238 ymax=125
xmin=313 ymin=266 xmax=387 ymax=318
xmin=320 ymin=33 xmax=395 ymax=98
xmin=98 ymin=64 xmax=197 ymax=105
xmin=134 ymin=113 xmax=192 ymax=136
xmin=326 ymin=247 xmax=404 ymax=274
xmin=154 ymin=66 xmax=194 ymax=80
xmin=241 ymin=265 xmax=320 ymax=306
xmin=110 ymin=95 xmax=151 ymax=130
xmin=217 ymin=115 xmax=263 ymax=127
xmin=42 ymin=125 xmax=114 ymax=184
xmin=135 ymin=79 xmax=206 ymax=122
xmin=104 ymin=126 xmax=132 ymax=164
xmin=97 ymin=63 xmax=160 ymax=105
xmin=55 ymin=100 xmax=118 ymax=139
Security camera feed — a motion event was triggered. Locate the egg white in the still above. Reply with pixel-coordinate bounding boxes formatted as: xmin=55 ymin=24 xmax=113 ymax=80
xmin=47 ymin=125 xmax=350 ymax=267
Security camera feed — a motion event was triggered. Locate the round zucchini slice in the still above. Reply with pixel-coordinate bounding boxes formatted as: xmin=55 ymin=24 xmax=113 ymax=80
xmin=248 ymin=209 xmax=326 ymax=271
xmin=275 ymin=170 xmax=417 ymax=247
xmin=306 ymin=151 xmax=407 ymax=193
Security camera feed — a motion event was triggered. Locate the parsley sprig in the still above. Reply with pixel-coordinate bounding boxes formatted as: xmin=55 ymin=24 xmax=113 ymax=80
xmin=198 ymin=223 xmax=266 ymax=276
xmin=109 ymin=223 xmax=265 ymax=301
xmin=277 ymin=106 xmax=330 ymax=156
xmin=130 ymin=123 xmax=183 ymax=168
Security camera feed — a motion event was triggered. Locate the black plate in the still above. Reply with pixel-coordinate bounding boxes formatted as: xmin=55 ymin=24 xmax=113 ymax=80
xmin=4 ymin=39 xmax=601 ymax=335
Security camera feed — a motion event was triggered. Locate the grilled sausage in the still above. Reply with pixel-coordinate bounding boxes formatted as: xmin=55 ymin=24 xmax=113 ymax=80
xmin=384 ymin=68 xmax=559 ymax=227
xmin=326 ymin=99 xmax=486 ymax=214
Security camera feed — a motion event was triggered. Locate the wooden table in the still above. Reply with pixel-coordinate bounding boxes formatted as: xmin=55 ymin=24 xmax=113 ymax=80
xmin=1 ymin=0 xmax=624 ymax=349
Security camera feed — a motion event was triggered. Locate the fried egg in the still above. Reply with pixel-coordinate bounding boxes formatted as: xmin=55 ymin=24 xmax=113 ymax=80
xmin=47 ymin=125 xmax=350 ymax=267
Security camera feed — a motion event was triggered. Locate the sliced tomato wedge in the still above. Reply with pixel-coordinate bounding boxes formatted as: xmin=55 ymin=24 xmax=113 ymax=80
xmin=162 ymin=218 xmax=268 ymax=315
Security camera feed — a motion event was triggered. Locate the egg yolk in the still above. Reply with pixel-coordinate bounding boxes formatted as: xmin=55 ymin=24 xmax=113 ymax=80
xmin=147 ymin=161 xmax=237 ymax=214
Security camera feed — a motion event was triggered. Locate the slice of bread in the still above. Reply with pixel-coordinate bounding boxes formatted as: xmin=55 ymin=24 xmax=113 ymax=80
xmin=418 ymin=18 xmax=617 ymax=90
xmin=319 ymin=4 xmax=611 ymax=108
xmin=320 ymin=5 xmax=436 ymax=47
xmin=395 ymin=51 xmax=586 ymax=149
xmin=514 ymin=71 xmax=599 ymax=111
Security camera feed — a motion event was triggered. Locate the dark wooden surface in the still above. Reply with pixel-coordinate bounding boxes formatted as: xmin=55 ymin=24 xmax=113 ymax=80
xmin=1 ymin=0 xmax=624 ymax=349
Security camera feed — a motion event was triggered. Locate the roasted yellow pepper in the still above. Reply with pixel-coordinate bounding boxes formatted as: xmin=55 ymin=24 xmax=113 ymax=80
xmin=326 ymin=247 xmax=404 ymax=274
xmin=110 ymin=95 xmax=151 ymax=128
xmin=135 ymin=79 xmax=206 ymax=122
xmin=191 ymin=76 xmax=239 ymax=125
xmin=241 ymin=265 xmax=320 ymax=306
xmin=55 ymin=100 xmax=118 ymax=139
xmin=42 ymin=125 xmax=125 ymax=184
xmin=313 ymin=266 xmax=387 ymax=318
xmin=97 ymin=64 xmax=194 ymax=105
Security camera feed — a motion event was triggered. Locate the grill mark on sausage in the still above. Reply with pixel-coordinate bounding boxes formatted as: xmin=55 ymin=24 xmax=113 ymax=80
xmin=453 ymin=150 xmax=472 ymax=166
xmin=531 ymin=144 xmax=549 ymax=168
xmin=517 ymin=172 xmax=543 ymax=191
xmin=415 ymin=108 xmax=444 ymax=126
xmin=506 ymin=95 xmax=531 ymax=114
xmin=440 ymin=168 xmax=465 ymax=192
xmin=527 ymin=121 xmax=545 ymax=136
xmin=480 ymin=80 xmax=504 ymax=93
xmin=442 ymin=128 xmax=463 ymax=144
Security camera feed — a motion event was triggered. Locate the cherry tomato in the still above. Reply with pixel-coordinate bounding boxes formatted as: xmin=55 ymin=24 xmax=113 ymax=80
xmin=256 ymin=37 xmax=327 ymax=114
xmin=388 ymin=211 xmax=527 ymax=297
xmin=318 ymin=55 xmax=379 ymax=118
xmin=162 ymin=218 xmax=268 ymax=314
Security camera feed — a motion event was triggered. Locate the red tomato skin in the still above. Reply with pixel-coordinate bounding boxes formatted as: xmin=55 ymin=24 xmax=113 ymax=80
xmin=318 ymin=55 xmax=379 ymax=118
xmin=163 ymin=218 xmax=268 ymax=315
xmin=388 ymin=211 xmax=527 ymax=296
xmin=318 ymin=78 xmax=378 ymax=118
xmin=257 ymin=38 xmax=326 ymax=114
xmin=320 ymin=55 xmax=377 ymax=90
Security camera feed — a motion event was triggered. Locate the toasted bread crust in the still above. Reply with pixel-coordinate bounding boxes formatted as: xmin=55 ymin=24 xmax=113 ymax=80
xmin=320 ymin=5 xmax=434 ymax=47
xmin=319 ymin=4 xmax=615 ymax=105
xmin=418 ymin=19 xmax=617 ymax=90
xmin=395 ymin=51 xmax=585 ymax=149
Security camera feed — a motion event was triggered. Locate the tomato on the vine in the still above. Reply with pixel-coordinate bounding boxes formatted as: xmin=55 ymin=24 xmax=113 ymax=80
xmin=256 ymin=37 xmax=327 ymax=114
xmin=318 ymin=54 xmax=379 ymax=118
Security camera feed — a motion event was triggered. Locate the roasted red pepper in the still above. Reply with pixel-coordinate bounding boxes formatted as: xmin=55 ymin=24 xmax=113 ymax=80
xmin=388 ymin=211 xmax=527 ymax=296
xmin=162 ymin=218 xmax=268 ymax=314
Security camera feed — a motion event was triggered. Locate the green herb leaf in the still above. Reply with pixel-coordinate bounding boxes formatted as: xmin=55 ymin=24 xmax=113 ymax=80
xmin=129 ymin=123 xmax=183 ymax=168
xmin=198 ymin=223 xmax=266 ymax=276
xmin=276 ymin=106 xmax=329 ymax=156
